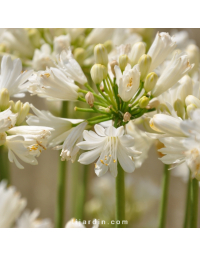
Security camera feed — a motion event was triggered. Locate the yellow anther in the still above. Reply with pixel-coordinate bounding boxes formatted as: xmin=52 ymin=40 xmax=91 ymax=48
xmin=113 ymin=159 xmax=116 ymax=163
xmin=100 ymin=159 xmax=104 ymax=164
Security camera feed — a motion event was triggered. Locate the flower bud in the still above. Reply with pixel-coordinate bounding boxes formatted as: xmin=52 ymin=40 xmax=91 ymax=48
xmin=110 ymin=60 xmax=118 ymax=77
xmin=85 ymin=92 xmax=95 ymax=107
xmin=174 ymin=99 xmax=185 ymax=119
xmin=103 ymin=40 xmax=113 ymax=54
xmin=123 ymin=112 xmax=131 ymax=122
xmin=74 ymin=48 xmax=86 ymax=66
xmin=144 ymin=72 xmax=158 ymax=92
xmin=16 ymin=102 xmax=30 ymax=125
xmin=94 ymin=44 xmax=108 ymax=66
xmin=185 ymin=95 xmax=200 ymax=108
xmin=139 ymin=96 xmax=150 ymax=108
xmin=90 ymin=64 xmax=107 ymax=84
xmin=98 ymin=106 xmax=111 ymax=113
xmin=0 ymin=88 xmax=10 ymax=111
xmin=0 ymin=132 xmax=6 ymax=146
xmin=146 ymin=98 xmax=160 ymax=109
xmin=186 ymin=44 xmax=199 ymax=73
xmin=119 ymin=55 xmax=129 ymax=72
xmin=186 ymin=104 xmax=197 ymax=118
xmin=129 ymin=42 xmax=146 ymax=67
xmin=13 ymin=100 xmax=22 ymax=113
xmin=138 ymin=54 xmax=152 ymax=80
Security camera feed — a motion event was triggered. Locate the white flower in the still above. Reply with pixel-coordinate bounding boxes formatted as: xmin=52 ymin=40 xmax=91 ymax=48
xmin=0 ymin=55 xmax=33 ymax=97
xmin=115 ymin=64 xmax=140 ymax=102
xmin=65 ymin=218 xmax=99 ymax=228
xmin=32 ymin=44 xmax=55 ymax=71
xmin=126 ymin=121 xmax=154 ymax=168
xmin=0 ymin=181 xmax=27 ymax=228
xmin=1 ymin=28 xmax=34 ymax=58
xmin=85 ymin=28 xmax=115 ymax=45
xmin=56 ymin=122 xmax=87 ymax=163
xmin=148 ymin=32 xmax=176 ymax=71
xmin=56 ymin=49 xmax=87 ymax=85
xmin=16 ymin=209 xmax=52 ymax=228
xmin=77 ymin=125 xmax=140 ymax=177
xmin=152 ymin=52 xmax=194 ymax=97
xmin=0 ymin=108 xmax=17 ymax=133
xmin=5 ymin=126 xmax=53 ymax=169
xmin=53 ymin=35 xmax=71 ymax=55
xmin=27 ymin=105 xmax=84 ymax=147
xmin=27 ymin=67 xmax=79 ymax=101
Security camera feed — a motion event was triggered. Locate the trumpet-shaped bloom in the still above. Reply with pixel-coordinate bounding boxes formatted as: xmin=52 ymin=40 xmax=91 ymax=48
xmin=152 ymin=53 xmax=194 ymax=97
xmin=115 ymin=64 xmax=140 ymax=102
xmin=0 ymin=181 xmax=27 ymax=228
xmin=0 ymin=55 xmax=33 ymax=97
xmin=27 ymin=67 xmax=79 ymax=101
xmin=27 ymin=105 xmax=84 ymax=147
xmin=56 ymin=50 xmax=87 ymax=85
xmin=77 ymin=125 xmax=140 ymax=177
xmin=55 ymin=122 xmax=87 ymax=163
xmin=0 ymin=108 xmax=17 ymax=133
xmin=5 ymin=126 xmax=53 ymax=169
xmin=148 ymin=32 xmax=176 ymax=71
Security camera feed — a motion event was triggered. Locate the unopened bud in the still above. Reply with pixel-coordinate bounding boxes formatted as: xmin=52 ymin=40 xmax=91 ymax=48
xmin=129 ymin=42 xmax=146 ymax=67
xmin=16 ymin=102 xmax=30 ymax=125
xmin=74 ymin=48 xmax=86 ymax=66
xmin=0 ymin=88 xmax=10 ymax=111
xmin=186 ymin=44 xmax=199 ymax=73
xmin=90 ymin=64 xmax=107 ymax=84
xmin=186 ymin=104 xmax=197 ymax=118
xmin=0 ymin=132 xmax=6 ymax=146
xmin=123 ymin=112 xmax=131 ymax=122
xmin=185 ymin=95 xmax=200 ymax=108
xmin=174 ymin=99 xmax=185 ymax=119
xmin=144 ymin=72 xmax=158 ymax=92
xmin=94 ymin=44 xmax=108 ymax=66
xmin=13 ymin=100 xmax=22 ymax=113
xmin=138 ymin=54 xmax=152 ymax=80
xmin=119 ymin=55 xmax=129 ymax=72
xmin=103 ymin=40 xmax=113 ymax=54
xmin=9 ymin=100 xmax=15 ymax=111
xmin=99 ymin=106 xmax=111 ymax=113
xmin=139 ymin=96 xmax=150 ymax=108
xmin=110 ymin=60 xmax=118 ymax=77
xmin=85 ymin=92 xmax=95 ymax=107
xmin=146 ymin=98 xmax=160 ymax=109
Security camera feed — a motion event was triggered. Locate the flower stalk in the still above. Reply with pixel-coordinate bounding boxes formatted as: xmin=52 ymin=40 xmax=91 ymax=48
xmin=158 ymin=164 xmax=170 ymax=228
xmin=190 ymin=178 xmax=199 ymax=228
xmin=183 ymin=170 xmax=192 ymax=228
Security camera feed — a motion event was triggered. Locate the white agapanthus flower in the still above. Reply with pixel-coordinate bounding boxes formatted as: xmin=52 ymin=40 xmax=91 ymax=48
xmin=126 ymin=121 xmax=154 ymax=168
xmin=5 ymin=126 xmax=53 ymax=169
xmin=0 ymin=108 xmax=17 ymax=133
xmin=0 ymin=55 xmax=33 ymax=97
xmin=53 ymin=35 xmax=71 ymax=55
xmin=148 ymin=32 xmax=176 ymax=71
xmin=65 ymin=218 xmax=99 ymax=228
xmin=27 ymin=67 xmax=79 ymax=101
xmin=32 ymin=44 xmax=55 ymax=71
xmin=152 ymin=52 xmax=194 ymax=97
xmin=0 ymin=181 xmax=27 ymax=228
xmin=114 ymin=64 xmax=140 ymax=102
xmin=55 ymin=122 xmax=88 ymax=163
xmin=77 ymin=125 xmax=140 ymax=177
xmin=56 ymin=49 xmax=87 ymax=85
xmin=26 ymin=105 xmax=85 ymax=147
xmin=16 ymin=209 xmax=52 ymax=228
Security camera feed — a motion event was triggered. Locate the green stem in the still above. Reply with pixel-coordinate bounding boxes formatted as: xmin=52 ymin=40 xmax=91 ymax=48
xmin=190 ymin=178 xmax=199 ymax=228
xmin=0 ymin=146 xmax=10 ymax=183
xmin=55 ymin=101 xmax=68 ymax=228
xmin=158 ymin=164 xmax=170 ymax=228
xmin=115 ymin=162 xmax=126 ymax=228
xmin=183 ymin=170 xmax=192 ymax=228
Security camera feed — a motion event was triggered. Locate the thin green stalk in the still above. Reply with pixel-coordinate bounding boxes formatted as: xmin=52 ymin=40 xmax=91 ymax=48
xmin=115 ymin=162 xmax=126 ymax=228
xmin=0 ymin=146 xmax=10 ymax=183
xmin=88 ymin=117 xmax=112 ymax=125
xmin=158 ymin=164 xmax=170 ymax=228
xmin=183 ymin=170 xmax=192 ymax=228
xmin=55 ymin=101 xmax=68 ymax=228
xmin=190 ymin=178 xmax=199 ymax=228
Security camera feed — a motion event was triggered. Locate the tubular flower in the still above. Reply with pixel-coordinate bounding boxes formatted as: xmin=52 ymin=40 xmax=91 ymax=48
xmin=77 ymin=125 xmax=140 ymax=177
xmin=0 ymin=108 xmax=17 ymax=133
